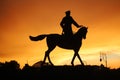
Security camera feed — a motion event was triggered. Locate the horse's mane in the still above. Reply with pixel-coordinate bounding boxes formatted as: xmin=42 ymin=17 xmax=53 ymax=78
xmin=79 ymin=27 xmax=87 ymax=31
xmin=75 ymin=27 xmax=87 ymax=35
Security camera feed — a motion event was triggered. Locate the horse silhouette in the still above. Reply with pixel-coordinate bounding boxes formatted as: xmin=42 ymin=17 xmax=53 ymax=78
xmin=29 ymin=27 xmax=88 ymax=66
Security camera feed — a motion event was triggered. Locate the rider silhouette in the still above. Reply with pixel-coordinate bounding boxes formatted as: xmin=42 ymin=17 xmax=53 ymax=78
xmin=60 ymin=10 xmax=82 ymax=37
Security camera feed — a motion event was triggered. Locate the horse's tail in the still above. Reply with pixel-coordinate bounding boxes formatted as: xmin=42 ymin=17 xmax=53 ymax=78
xmin=29 ymin=35 xmax=47 ymax=41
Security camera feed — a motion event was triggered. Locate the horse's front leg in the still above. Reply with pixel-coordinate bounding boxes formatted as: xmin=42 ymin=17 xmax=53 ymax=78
xmin=71 ymin=53 xmax=77 ymax=66
xmin=71 ymin=50 xmax=84 ymax=66
xmin=76 ymin=53 xmax=84 ymax=66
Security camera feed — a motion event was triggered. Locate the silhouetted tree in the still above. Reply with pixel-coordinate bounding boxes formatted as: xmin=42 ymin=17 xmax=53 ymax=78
xmin=4 ymin=60 xmax=20 ymax=70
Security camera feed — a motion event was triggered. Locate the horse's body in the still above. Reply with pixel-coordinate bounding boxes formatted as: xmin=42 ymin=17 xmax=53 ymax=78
xmin=29 ymin=27 xmax=88 ymax=66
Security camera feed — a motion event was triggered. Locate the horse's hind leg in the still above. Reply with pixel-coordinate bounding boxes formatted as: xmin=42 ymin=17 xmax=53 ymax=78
xmin=42 ymin=46 xmax=55 ymax=66
xmin=42 ymin=51 xmax=47 ymax=65
xmin=47 ymin=49 xmax=54 ymax=66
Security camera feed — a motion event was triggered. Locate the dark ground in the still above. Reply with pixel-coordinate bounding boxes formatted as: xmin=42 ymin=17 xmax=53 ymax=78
xmin=0 ymin=61 xmax=120 ymax=80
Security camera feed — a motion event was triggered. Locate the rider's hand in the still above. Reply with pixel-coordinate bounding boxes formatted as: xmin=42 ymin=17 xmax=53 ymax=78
xmin=78 ymin=25 xmax=84 ymax=28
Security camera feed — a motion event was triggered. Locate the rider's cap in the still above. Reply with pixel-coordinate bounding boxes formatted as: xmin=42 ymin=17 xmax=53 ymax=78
xmin=65 ymin=10 xmax=70 ymax=14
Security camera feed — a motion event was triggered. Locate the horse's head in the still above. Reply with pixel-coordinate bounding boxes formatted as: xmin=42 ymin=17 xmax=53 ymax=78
xmin=77 ymin=26 xmax=88 ymax=39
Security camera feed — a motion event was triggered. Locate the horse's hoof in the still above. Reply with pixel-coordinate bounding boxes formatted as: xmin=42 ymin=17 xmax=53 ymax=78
xmin=71 ymin=62 xmax=74 ymax=66
xmin=50 ymin=63 xmax=54 ymax=66
xmin=81 ymin=63 xmax=85 ymax=66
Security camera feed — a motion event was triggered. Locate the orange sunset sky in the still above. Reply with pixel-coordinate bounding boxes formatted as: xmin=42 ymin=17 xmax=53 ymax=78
xmin=0 ymin=0 xmax=120 ymax=69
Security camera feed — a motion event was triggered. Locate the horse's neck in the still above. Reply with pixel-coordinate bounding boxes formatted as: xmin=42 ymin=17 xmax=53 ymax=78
xmin=74 ymin=32 xmax=82 ymax=40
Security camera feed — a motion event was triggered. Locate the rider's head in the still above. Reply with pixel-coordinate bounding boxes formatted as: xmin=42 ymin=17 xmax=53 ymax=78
xmin=65 ymin=10 xmax=70 ymax=16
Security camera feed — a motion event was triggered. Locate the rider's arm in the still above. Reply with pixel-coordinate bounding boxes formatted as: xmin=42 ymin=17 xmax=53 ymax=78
xmin=71 ymin=17 xmax=81 ymax=28
xmin=60 ymin=18 xmax=65 ymax=28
